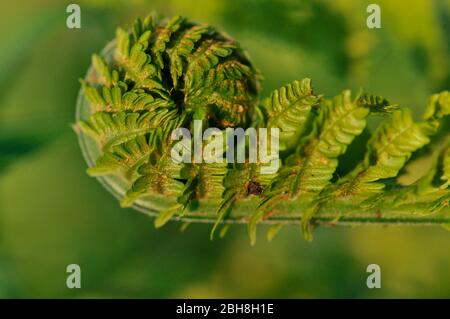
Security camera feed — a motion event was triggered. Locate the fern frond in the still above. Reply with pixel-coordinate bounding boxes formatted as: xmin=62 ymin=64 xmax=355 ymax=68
xmin=91 ymin=54 xmax=117 ymax=88
xmin=268 ymin=90 xmax=386 ymax=200
xmin=167 ymin=24 xmax=210 ymax=88
xmin=262 ymin=79 xmax=320 ymax=151
xmin=210 ymin=192 xmax=236 ymax=240
xmin=86 ymin=133 xmax=157 ymax=178
xmin=260 ymin=90 xmax=394 ymax=241
xmin=190 ymin=59 xmax=257 ymax=126
xmin=77 ymin=14 xmax=450 ymax=244
xmin=188 ymin=162 xmax=228 ymax=199
xmin=306 ymin=107 xmax=446 ymax=237
xmin=151 ymin=15 xmax=185 ymax=70
xmin=78 ymin=109 xmax=181 ymax=150
xmin=131 ymin=15 xmax=155 ymax=42
xmin=336 ymin=108 xmax=431 ymax=201
xmin=174 ymin=135 xmax=229 ymax=239
xmin=115 ymin=27 xmax=163 ymax=91
xmin=121 ymin=152 xmax=184 ymax=207
xmin=82 ymin=81 xmax=174 ymax=113
xmin=357 ymin=149 xmax=450 ymax=216
xmin=154 ymin=204 xmax=184 ymax=228
xmin=220 ymin=163 xmax=276 ymax=241
xmin=248 ymin=210 xmax=266 ymax=245
xmin=363 ymin=109 xmax=430 ymax=181
xmin=184 ymin=39 xmax=236 ymax=93
xmin=176 ymin=160 xmax=229 ymax=226
xmin=266 ymin=224 xmax=283 ymax=242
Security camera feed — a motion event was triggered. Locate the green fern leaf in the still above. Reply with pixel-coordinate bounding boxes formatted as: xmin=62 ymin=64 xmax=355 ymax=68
xmin=270 ymin=90 xmax=384 ymax=199
xmin=266 ymin=224 xmax=283 ymax=242
xmin=78 ymin=109 xmax=181 ymax=150
xmin=167 ymin=24 xmax=210 ymax=88
xmin=220 ymin=163 xmax=276 ymax=241
xmin=82 ymin=81 xmax=174 ymax=112
xmin=76 ymin=14 xmax=450 ymax=244
xmin=261 ymin=90 xmax=395 ymax=241
xmin=131 ymin=15 xmax=155 ymax=41
xmin=154 ymin=204 xmax=184 ymax=228
xmin=91 ymin=54 xmax=115 ymax=87
xmin=150 ymin=16 xmax=184 ymax=70
xmin=262 ymin=78 xmax=320 ymax=151
xmin=193 ymin=59 xmax=258 ymax=126
xmin=332 ymin=108 xmax=434 ymax=206
xmin=184 ymin=39 xmax=236 ymax=94
xmin=115 ymin=27 xmax=163 ymax=91
xmin=86 ymin=133 xmax=157 ymax=178
xmin=121 ymin=152 xmax=184 ymax=207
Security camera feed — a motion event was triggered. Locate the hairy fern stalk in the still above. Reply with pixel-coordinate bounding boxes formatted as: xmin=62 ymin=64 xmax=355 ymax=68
xmin=75 ymin=14 xmax=450 ymax=243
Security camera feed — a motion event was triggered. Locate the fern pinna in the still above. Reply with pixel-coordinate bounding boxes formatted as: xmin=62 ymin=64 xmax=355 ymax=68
xmin=76 ymin=14 xmax=450 ymax=244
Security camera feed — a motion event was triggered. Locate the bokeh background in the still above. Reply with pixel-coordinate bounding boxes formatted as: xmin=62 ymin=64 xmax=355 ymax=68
xmin=1 ymin=0 xmax=450 ymax=298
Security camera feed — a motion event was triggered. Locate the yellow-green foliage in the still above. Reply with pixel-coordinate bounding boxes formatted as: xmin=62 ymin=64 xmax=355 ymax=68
xmin=77 ymin=14 xmax=450 ymax=243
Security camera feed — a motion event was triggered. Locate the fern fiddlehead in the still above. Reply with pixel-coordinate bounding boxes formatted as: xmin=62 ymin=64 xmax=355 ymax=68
xmin=75 ymin=14 xmax=450 ymax=244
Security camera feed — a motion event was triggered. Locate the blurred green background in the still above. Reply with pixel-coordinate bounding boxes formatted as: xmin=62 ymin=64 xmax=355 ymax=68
xmin=1 ymin=0 xmax=450 ymax=298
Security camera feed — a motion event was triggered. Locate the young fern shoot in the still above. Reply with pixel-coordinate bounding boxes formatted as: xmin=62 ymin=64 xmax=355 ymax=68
xmin=75 ymin=14 xmax=450 ymax=244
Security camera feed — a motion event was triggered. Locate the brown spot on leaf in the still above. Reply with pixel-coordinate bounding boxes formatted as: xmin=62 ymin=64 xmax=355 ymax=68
xmin=247 ymin=181 xmax=263 ymax=195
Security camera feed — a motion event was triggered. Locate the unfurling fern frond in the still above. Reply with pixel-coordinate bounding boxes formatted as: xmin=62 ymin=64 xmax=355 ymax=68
xmin=76 ymin=13 xmax=450 ymax=245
